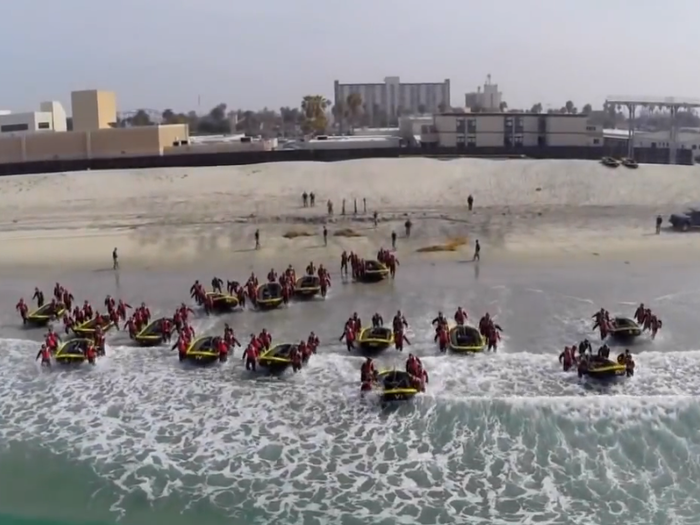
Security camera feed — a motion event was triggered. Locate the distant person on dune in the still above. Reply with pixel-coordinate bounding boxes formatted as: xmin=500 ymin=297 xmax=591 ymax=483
xmin=656 ymin=215 xmax=662 ymax=234
xmin=112 ymin=248 xmax=119 ymax=270
xmin=468 ymin=194 xmax=474 ymax=211
xmin=254 ymin=229 xmax=260 ymax=250
xmin=473 ymin=240 xmax=480 ymax=261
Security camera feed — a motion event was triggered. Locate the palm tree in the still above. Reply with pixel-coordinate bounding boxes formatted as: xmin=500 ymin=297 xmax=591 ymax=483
xmin=565 ymin=100 xmax=575 ymax=114
xmin=581 ymin=103 xmax=592 ymax=115
xmin=499 ymin=101 xmax=508 ymax=112
xmin=301 ymin=95 xmax=330 ymax=134
xmin=530 ymin=103 xmax=543 ymax=114
xmin=346 ymin=93 xmax=362 ymax=132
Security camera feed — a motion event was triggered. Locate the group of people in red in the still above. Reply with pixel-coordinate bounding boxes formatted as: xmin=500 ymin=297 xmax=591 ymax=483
xmin=359 ymin=354 xmax=429 ymax=394
xmin=16 ymin=283 xmax=76 ymax=325
xmin=591 ymin=304 xmax=663 ymax=340
xmin=339 ymin=249 xmax=400 ymax=280
xmin=633 ymin=303 xmax=663 ymax=339
xmin=432 ymin=309 xmax=503 ymax=352
xmin=339 ymin=311 xmax=412 ymax=352
xmin=189 ymin=264 xmax=331 ymax=312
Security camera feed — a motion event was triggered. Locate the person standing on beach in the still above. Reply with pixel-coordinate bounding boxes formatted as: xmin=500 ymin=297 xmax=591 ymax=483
xmin=391 ymin=231 xmax=397 ymax=249
xmin=254 ymin=229 xmax=260 ymax=250
xmin=655 ymin=215 xmax=662 ymax=234
xmin=112 ymin=248 xmax=119 ymax=270
xmin=467 ymin=194 xmax=474 ymax=211
xmin=473 ymin=240 xmax=480 ymax=261
xmin=310 ymin=192 xmax=315 ymax=207
xmin=363 ymin=198 xmax=367 ymax=214
xmin=323 ymin=226 xmax=328 ymax=246
xmin=373 ymin=211 xmax=378 ymax=229
xmin=302 ymin=192 xmax=308 ymax=207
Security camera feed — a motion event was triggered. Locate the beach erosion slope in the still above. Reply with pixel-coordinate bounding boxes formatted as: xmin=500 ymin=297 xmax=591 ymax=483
xmin=0 ymin=158 xmax=698 ymax=271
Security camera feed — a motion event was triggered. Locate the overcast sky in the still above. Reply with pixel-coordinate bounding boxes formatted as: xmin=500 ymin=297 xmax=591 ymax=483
xmin=2 ymin=0 xmax=698 ymax=114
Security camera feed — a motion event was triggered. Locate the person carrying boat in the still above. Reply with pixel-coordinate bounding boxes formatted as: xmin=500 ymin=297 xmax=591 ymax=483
xmin=108 ymin=309 xmax=120 ymax=331
xmin=62 ymin=289 xmax=74 ymax=310
xmin=216 ymin=337 xmax=229 ymax=362
xmin=372 ymin=313 xmax=384 ymax=328
xmin=299 ymin=340 xmax=313 ymax=362
xmin=360 ymin=358 xmax=377 ymax=392
xmin=53 ymin=283 xmax=63 ymax=301
xmin=289 ymin=345 xmax=302 ymax=372
xmin=454 ymin=307 xmax=468 ymax=326
xmin=62 ymin=313 xmax=74 ymax=334
xmin=44 ymin=328 xmax=60 ymax=352
xmin=432 ymin=312 xmax=448 ymax=329
xmin=641 ymin=308 xmax=653 ymax=332
xmin=33 ymin=288 xmax=45 ymax=308
xmin=485 ymin=325 xmax=500 ymax=352
xmin=339 ymin=319 xmax=357 ymax=352
xmin=93 ymin=326 xmax=106 ymax=354
xmin=85 ymin=341 xmax=97 ymax=365
xmin=203 ymin=293 xmax=214 ymax=315
xmin=340 ymin=251 xmax=349 ymax=276
xmin=578 ymin=339 xmax=592 ymax=357
xmin=634 ymin=303 xmax=646 ymax=324
xmin=258 ymin=329 xmax=272 ymax=350
xmin=104 ymin=295 xmax=116 ymax=311
xmin=596 ymin=344 xmax=610 ymax=359
xmin=395 ymin=327 xmax=410 ymax=351
xmin=436 ymin=325 xmax=449 ymax=352
xmin=650 ymin=315 xmax=662 ymax=339
xmin=116 ymin=300 xmax=130 ymax=321
xmin=16 ymin=298 xmax=28 ymax=324
xmin=266 ymin=269 xmax=277 ymax=283
xmin=82 ymin=301 xmax=93 ymax=320
xmin=559 ymin=346 xmax=575 ymax=371
xmin=307 ymin=332 xmax=319 ymax=353
xmin=306 ymin=261 xmax=316 ymax=276
xmin=211 ymin=276 xmax=223 ymax=293
xmin=392 ymin=311 xmax=408 ymax=333
xmin=591 ymin=309 xmax=610 ymax=339
xmin=72 ymin=306 xmax=84 ymax=325
xmin=190 ymin=280 xmax=202 ymax=299
xmin=36 ymin=344 xmax=51 ymax=368
xmin=320 ymin=271 xmax=331 ymax=298
xmin=281 ymin=283 xmax=291 ymax=305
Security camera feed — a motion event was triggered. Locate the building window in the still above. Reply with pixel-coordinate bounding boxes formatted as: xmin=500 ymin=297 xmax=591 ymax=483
xmin=1 ymin=123 xmax=29 ymax=132
xmin=514 ymin=135 xmax=523 ymax=145
xmin=467 ymin=119 xmax=477 ymax=134
xmin=38 ymin=122 xmax=50 ymax=129
xmin=592 ymin=138 xmax=600 ymax=145
xmin=467 ymin=135 xmax=476 ymax=147
xmin=586 ymin=126 xmax=597 ymax=131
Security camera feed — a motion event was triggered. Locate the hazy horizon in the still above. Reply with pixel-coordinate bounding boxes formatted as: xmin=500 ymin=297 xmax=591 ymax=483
xmin=2 ymin=0 xmax=699 ymax=114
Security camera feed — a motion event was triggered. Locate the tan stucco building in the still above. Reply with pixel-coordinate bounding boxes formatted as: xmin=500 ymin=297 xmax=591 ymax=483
xmin=430 ymin=113 xmax=602 ymax=148
xmin=0 ymin=124 xmax=189 ymax=164
xmin=71 ymin=90 xmax=117 ymax=132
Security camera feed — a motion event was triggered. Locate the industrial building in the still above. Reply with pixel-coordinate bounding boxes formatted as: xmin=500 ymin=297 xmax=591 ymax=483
xmin=334 ymin=76 xmax=451 ymax=121
xmin=428 ymin=113 xmax=602 ymax=148
xmin=0 ymin=101 xmax=67 ymax=134
xmin=464 ymin=75 xmax=503 ymax=111
xmin=0 ymin=89 xmax=193 ymax=164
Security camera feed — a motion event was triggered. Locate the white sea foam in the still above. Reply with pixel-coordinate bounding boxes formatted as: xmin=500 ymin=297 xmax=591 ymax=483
xmin=1 ymin=334 xmax=699 ymax=525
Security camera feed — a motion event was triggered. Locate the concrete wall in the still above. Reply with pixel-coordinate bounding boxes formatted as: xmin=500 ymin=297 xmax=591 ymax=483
xmin=72 ymin=90 xmax=117 ymax=131
xmin=0 ymin=136 xmax=24 ymax=163
xmin=25 ymin=132 xmax=87 ymax=161
xmin=0 ymin=124 xmax=188 ymax=163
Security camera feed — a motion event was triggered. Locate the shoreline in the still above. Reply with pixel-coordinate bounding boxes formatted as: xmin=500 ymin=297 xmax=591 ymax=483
xmin=0 ymin=158 xmax=698 ymax=273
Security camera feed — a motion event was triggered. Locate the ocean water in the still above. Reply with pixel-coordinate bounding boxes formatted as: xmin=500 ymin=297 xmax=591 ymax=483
xmin=1 ymin=259 xmax=699 ymax=525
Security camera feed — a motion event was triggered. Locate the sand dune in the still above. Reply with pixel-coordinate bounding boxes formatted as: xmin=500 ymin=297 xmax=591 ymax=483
xmin=0 ymin=159 xmax=698 ymax=270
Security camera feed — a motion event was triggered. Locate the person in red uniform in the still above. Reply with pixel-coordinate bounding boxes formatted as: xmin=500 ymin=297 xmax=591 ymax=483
xmin=36 ymin=344 xmax=51 ymax=368
xmin=16 ymin=298 xmax=28 ymax=324
xmin=243 ymin=344 xmax=258 ymax=371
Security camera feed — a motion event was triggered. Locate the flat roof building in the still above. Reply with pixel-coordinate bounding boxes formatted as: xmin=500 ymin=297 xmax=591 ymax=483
xmin=71 ymin=90 xmax=117 ymax=132
xmin=334 ymin=76 xmax=450 ymax=124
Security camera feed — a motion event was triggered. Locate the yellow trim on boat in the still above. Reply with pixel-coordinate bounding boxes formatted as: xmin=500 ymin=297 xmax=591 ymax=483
xmin=27 ymin=304 xmax=66 ymax=321
xmin=357 ymin=327 xmax=394 ymax=345
xmin=448 ymin=325 xmax=486 ymax=353
xmin=383 ymin=388 xmax=419 ymax=396
xmin=589 ymin=364 xmax=626 ymax=373
xmin=185 ymin=336 xmax=218 ymax=358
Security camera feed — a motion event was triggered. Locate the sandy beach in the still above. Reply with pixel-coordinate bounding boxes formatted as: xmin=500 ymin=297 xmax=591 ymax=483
xmin=1 ymin=158 xmax=699 ymax=272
